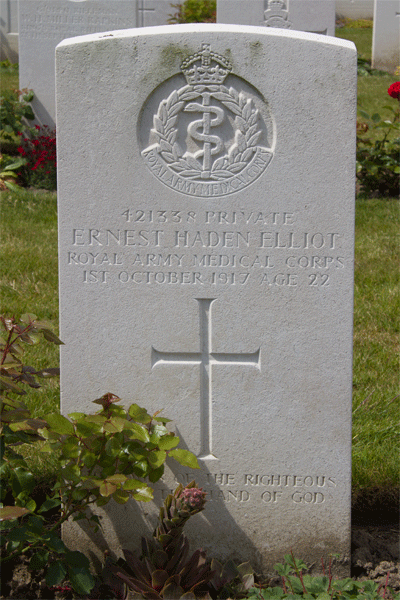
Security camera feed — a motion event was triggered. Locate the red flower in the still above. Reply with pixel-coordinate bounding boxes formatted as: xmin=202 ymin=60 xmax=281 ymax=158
xmin=388 ymin=82 xmax=400 ymax=100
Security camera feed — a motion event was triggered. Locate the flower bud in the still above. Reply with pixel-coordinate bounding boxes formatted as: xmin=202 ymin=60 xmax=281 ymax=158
xmin=179 ymin=487 xmax=207 ymax=511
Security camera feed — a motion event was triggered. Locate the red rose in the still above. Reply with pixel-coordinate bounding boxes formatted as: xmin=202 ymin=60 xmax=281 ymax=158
xmin=388 ymin=82 xmax=400 ymax=99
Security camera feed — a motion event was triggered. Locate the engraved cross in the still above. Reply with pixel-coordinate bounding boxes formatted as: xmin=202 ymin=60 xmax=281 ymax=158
xmin=151 ymin=299 xmax=261 ymax=460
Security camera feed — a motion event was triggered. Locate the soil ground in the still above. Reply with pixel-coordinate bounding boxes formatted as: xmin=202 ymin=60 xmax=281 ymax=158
xmin=1 ymin=493 xmax=399 ymax=599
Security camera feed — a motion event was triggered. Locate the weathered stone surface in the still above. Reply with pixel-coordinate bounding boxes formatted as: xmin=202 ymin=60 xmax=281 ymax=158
xmin=0 ymin=0 xmax=18 ymax=62
xmin=19 ymin=0 xmax=173 ymax=127
xmin=336 ymin=0 xmax=374 ymax=20
xmin=372 ymin=0 xmax=400 ymax=73
xmin=217 ymin=0 xmax=336 ymax=35
xmin=57 ymin=24 xmax=356 ymax=574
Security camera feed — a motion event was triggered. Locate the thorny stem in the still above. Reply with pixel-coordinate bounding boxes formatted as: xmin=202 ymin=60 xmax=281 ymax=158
xmin=298 ymin=569 xmax=307 ymax=595
xmin=0 ymin=320 xmax=34 ymax=366
xmin=382 ymin=571 xmax=390 ymax=599
xmin=290 ymin=549 xmax=307 ymax=594
xmin=328 ymin=554 xmax=333 ymax=590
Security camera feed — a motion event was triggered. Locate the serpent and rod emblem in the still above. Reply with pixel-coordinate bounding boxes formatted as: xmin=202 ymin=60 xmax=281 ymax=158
xmin=140 ymin=43 xmax=274 ymax=198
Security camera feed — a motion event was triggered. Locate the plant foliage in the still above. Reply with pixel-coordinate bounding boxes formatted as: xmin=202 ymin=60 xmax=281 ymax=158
xmin=356 ymin=86 xmax=400 ymax=197
xmin=95 ymin=481 xmax=254 ymax=599
xmin=246 ymin=553 xmax=399 ymax=600
xmin=0 ymin=88 xmax=34 ymax=142
xmin=0 ymin=313 xmax=200 ymax=596
xmin=168 ymin=0 xmax=216 ymax=23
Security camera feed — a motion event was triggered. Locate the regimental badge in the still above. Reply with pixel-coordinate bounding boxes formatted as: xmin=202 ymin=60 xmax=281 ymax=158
xmin=140 ymin=43 xmax=274 ymax=198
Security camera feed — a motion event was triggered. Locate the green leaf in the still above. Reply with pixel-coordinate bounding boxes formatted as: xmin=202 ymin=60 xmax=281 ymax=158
xmin=41 ymin=328 xmax=63 ymax=345
xmin=133 ymin=486 xmax=153 ymax=502
xmin=103 ymin=417 xmax=126 ymax=433
xmin=371 ymin=113 xmax=381 ymax=123
xmin=132 ymin=461 xmax=149 ymax=477
xmin=76 ymin=421 xmax=102 ymax=436
xmin=81 ymin=450 xmax=97 ymax=468
xmin=105 ymin=474 xmax=127 ymax=484
xmin=46 ymin=531 xmax=67 ymax=554
xmin=99 ymin=481 xmax=117 ymax=497
xmin=123 ymin=478 xmax=147 ymax=491
xmin=37 ymin=496 xmax=61 ymax=513
xmin=45 ymin=560 xmax=67 ymax=587
xmin=68 ymin=565 xmax=95 ymax=595
xmin=22 ymin=91 xmax=34 ymax=102
xmin=157 ymin=434 xmax=180 ymax=450
xmin=29 ymin=550 xmax=49 ymax=570
xmin=6 ymin=526 xmax=28 ymax=541
xmin=358 ymin=109 xmax=370 ymax=120
xmin=148 ymin=449 xmax=166 ymax=468
xmin=12 ymin=467 xmax=35 ymax=496
xmin=124 ymin=420 xmax=150 ymax=442
xmin=62 ymin=464 xmax=81 ymax=483
xmin=68 ymin=412 xmax=86 ymax=420
xmin=169 ymin=449 xmax=200 ymax=469
xmin=105 ymin=436 xmax=122 ymax=457
xmin=61 ymin=437 xmax=80 ymax=458
xmin=0 ymin=375 xmax=25 ymax=395
xmin=149 ymin=465 xmax=164 ymax=483
xmin=65 ymin=550 xmax=90 ymax=569
xmin=46 ymin=413 xmax=75 ymax=435
xmin=128 ymin=403 xmax=152 ymax=423
xmin=96 ymin=495 xmax=110 ymax=507
xmin=112 ymin=488 xmax=130 ymax=504
xmin=0 ymin=506 xmax=30 ymax=521
xmin=72 ymin=488 xmax=88 ymax=502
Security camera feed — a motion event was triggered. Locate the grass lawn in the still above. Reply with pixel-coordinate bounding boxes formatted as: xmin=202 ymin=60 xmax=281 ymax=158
xmin=0 ymin=25 xmax=399 ymax=500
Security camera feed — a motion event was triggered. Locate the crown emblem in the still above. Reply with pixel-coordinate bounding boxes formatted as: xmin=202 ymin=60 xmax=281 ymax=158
xmin=181 ymin=43 xmax=232 ymax=85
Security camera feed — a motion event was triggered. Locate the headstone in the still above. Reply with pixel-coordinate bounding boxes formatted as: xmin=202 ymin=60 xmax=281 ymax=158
xmin=372 ymin=0 xmax=400 ymax=73
xmin=56 ymin=24 xmax=356 ymax=575
xmin=335 ymin=0 xmax=374 ymax=20
xmin=0 ymin=0 xmax=18 ymax=62
xmin=217 ymin=0 xmax=336 ymax=36
xmin=18 ymin=0 xmax=173 ymax=128
xmin=137 ymin=0 xmax=175 ymax=27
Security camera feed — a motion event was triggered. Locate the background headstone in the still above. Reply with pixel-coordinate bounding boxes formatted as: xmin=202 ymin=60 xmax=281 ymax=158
xmin=335 ymin=0 xmax=374 ymax=20
xmin=137 ymin=0 xmax=174 ymax=26
xmin=217 ymin=0 xmax=336 ymax=35
xmin=0 ymin=0 xmax=18 ymax=62
xmin=18 ymin=0 xmax=174 ymax=128
xmin=372 ymin=0 xmax=400 ymax=73
xmin=57 ymin=24 xmax=356 ymax=574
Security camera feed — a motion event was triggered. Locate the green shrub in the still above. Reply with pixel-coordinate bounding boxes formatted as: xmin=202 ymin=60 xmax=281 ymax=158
xmin=17 ymin=125 xmax=57 ymax=190
xmin=168 ymin=0 xmax=216 ymax=23
xmin=356 ymin=84 xmax=400 ymax=197
xmin=0 ymin=88 xmax=34 ymax=144
xmin=0 ymin=313 xmax=199 ymax=596
xmin=246 ymin=553 xmax=399 ymax=600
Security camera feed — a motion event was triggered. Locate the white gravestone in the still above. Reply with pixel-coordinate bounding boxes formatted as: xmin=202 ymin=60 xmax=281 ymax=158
xmin=0 ymin=0 xmax=18 ymax=62
xmin=372 ymin=0 xmax=400 ymax=73
xmin=217 ymin=0 xmax=336 ymax=36
xmin=335 ymin=0 xmax=374 ymax=20
xmin=19 ymin=0 xmax=138 ymax=128
xmin=57 ymin=24 xmax=356 ymax=574
xmin=19 ymin=0 xmax=172 ymax=128
xmin=137 ymin=0 xmax=175 ymax=26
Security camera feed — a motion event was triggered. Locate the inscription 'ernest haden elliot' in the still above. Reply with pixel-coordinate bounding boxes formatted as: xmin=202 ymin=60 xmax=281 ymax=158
xmin=66 ymin=214 xmax=345 ymax=289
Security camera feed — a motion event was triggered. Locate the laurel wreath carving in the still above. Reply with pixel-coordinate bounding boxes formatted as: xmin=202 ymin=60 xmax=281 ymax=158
xmin=150 ymin=84 xmax=263 ymax=181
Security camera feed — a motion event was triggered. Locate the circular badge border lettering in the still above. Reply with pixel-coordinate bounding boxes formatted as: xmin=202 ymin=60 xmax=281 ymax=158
xmin=140 ymin=81 xmax=274 ymax=198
